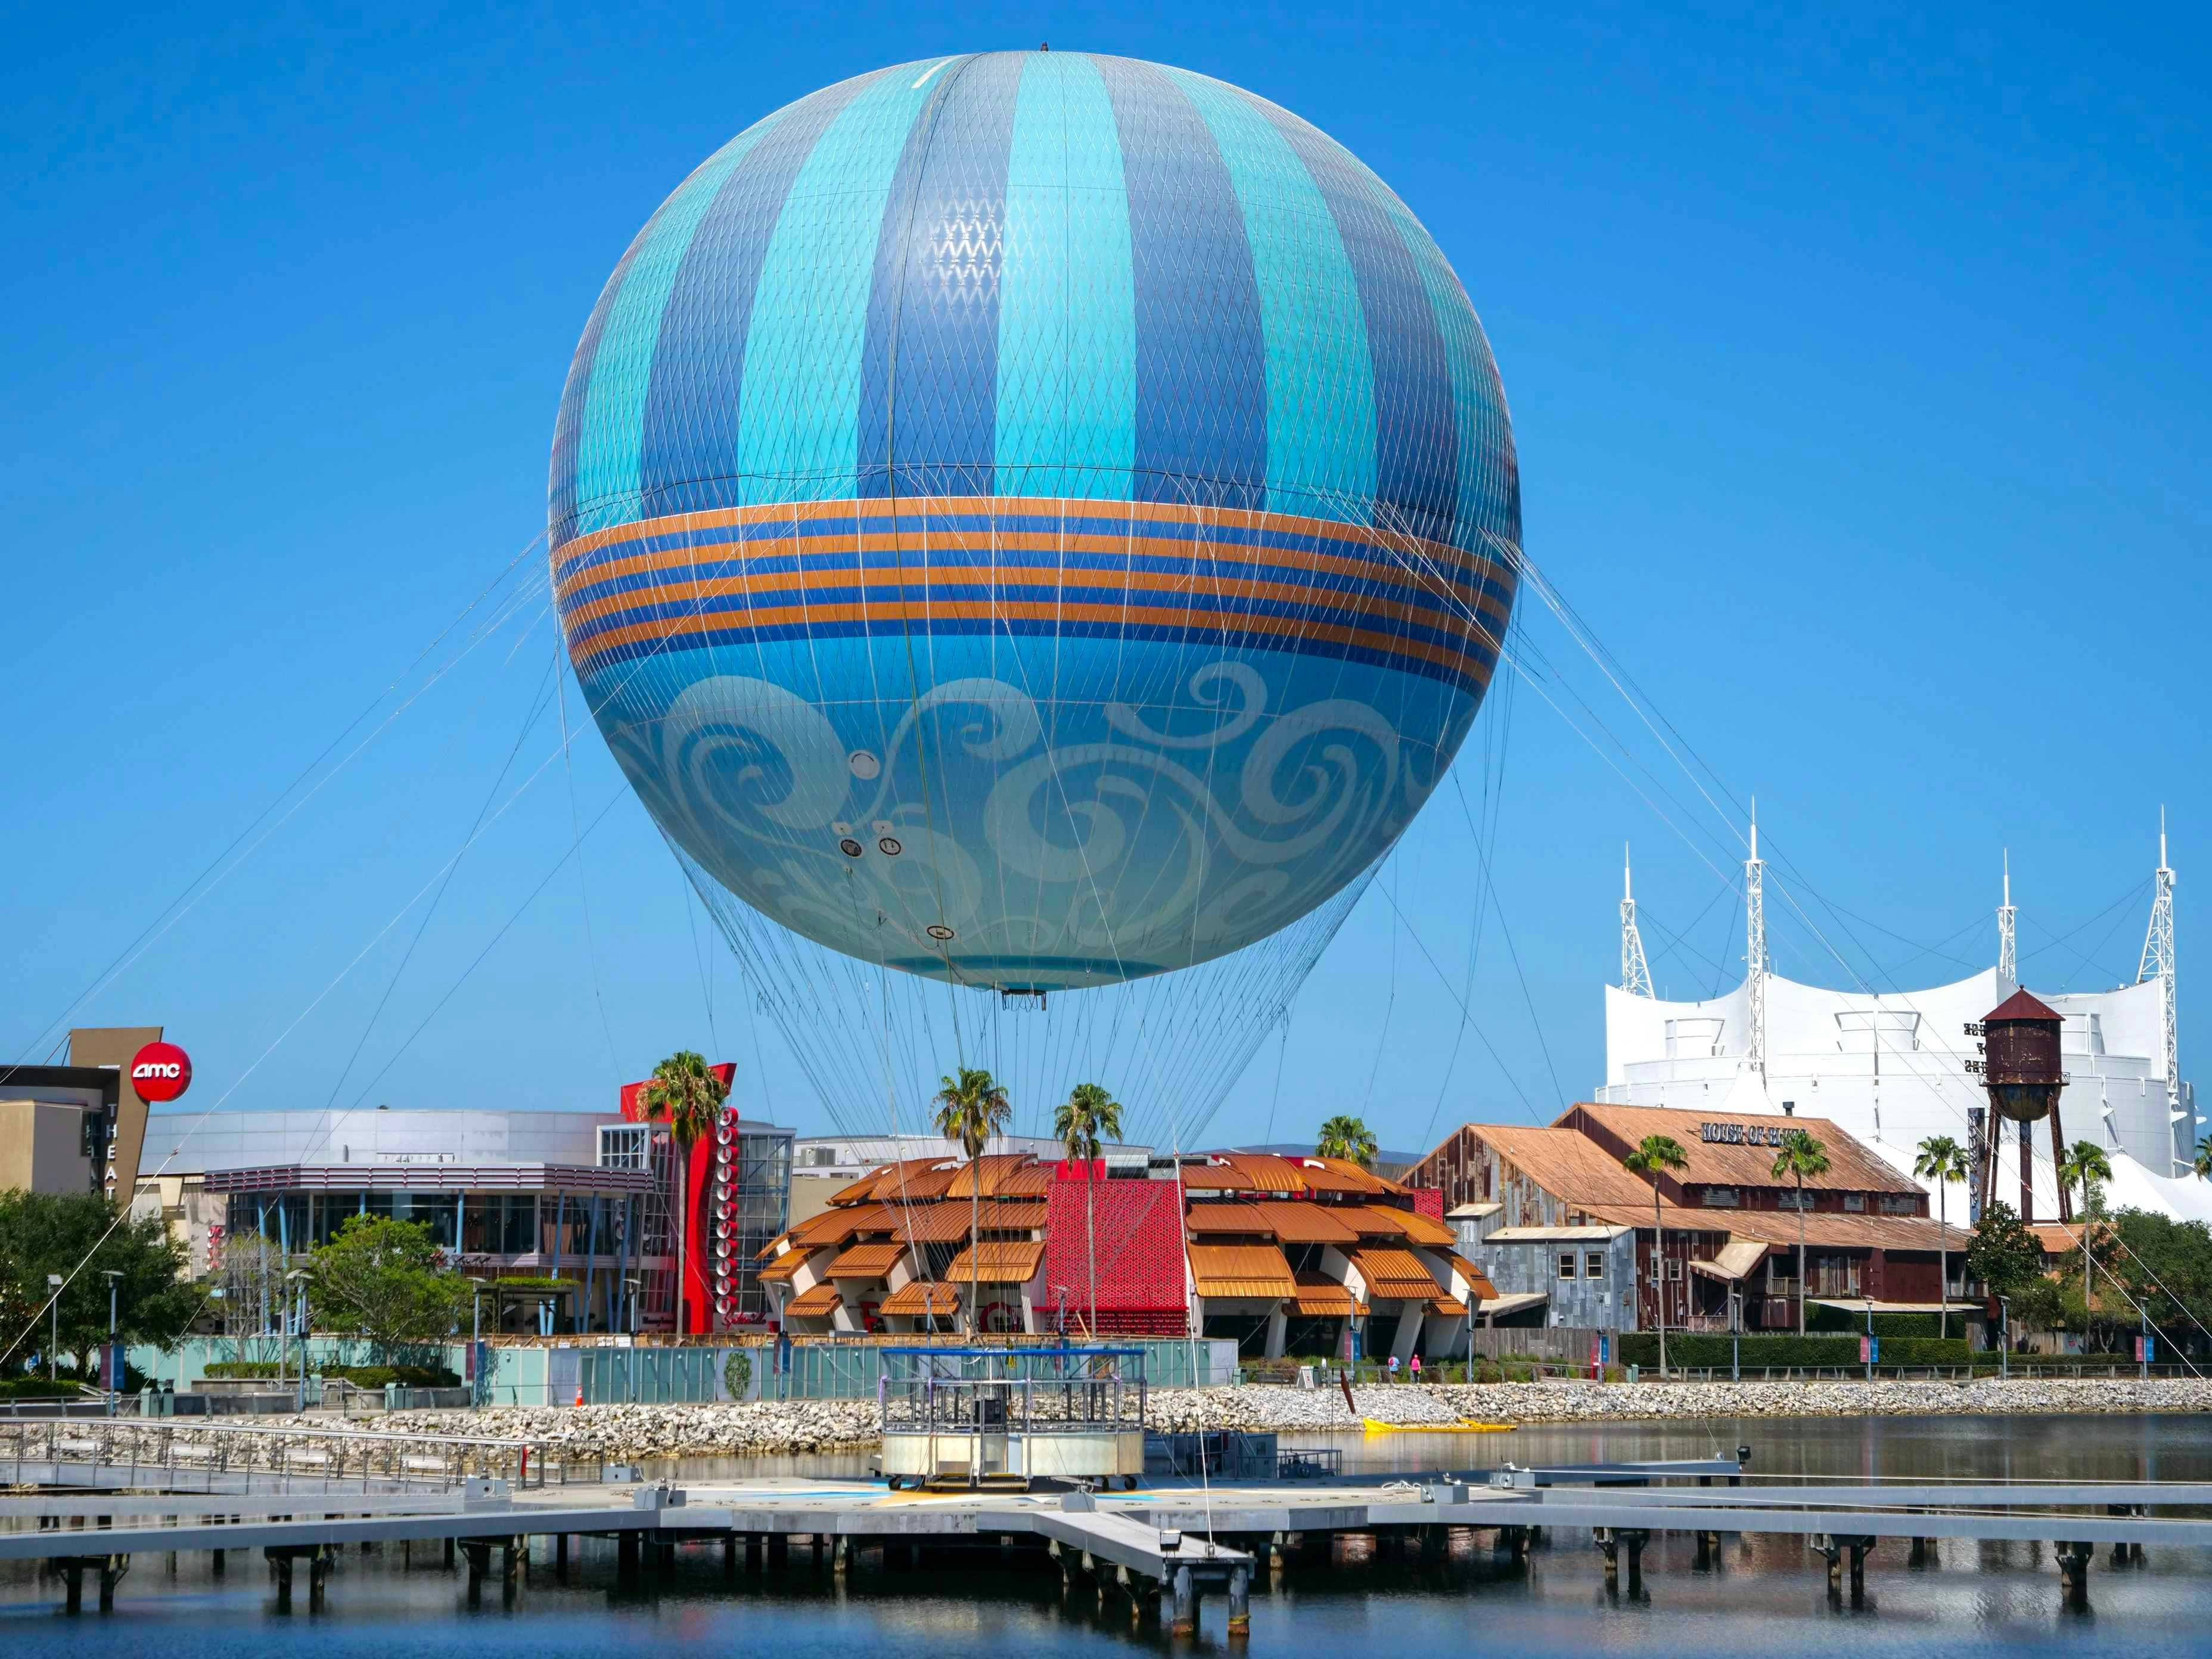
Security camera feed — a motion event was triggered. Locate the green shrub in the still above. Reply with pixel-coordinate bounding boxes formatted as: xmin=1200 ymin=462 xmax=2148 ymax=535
xmin=723 ymin=1350 xmax=752 ymax=1398
xmin=201 ymin=1359 xmax=457 ymax=1388
xmin=1804 ymin=1307 xmax=1950 ymax=1338
xmin=1617 ymin=1333 xmax=1975 ymax=1369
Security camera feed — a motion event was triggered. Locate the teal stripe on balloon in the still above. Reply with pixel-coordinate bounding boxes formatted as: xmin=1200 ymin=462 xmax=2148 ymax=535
xmin=737 ymin=60 xmax=962 ymax=504
xmin=571 ymin=119 xmax=781 ymax=537
xmin=1380 ymin=193 xmax=1517 ymax=552
xmin=1169 ymin=69 xmax=1375 ymax=527
xmin=995 ymin=52 xmax=1135 ymax=501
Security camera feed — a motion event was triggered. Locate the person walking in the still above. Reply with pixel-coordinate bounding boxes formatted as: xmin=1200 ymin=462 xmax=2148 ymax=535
xmin=1411 ymin=1353 xmax=1423 ymax=1384
xmin=1387 ymin=1354 xmax=1400 ymax=1383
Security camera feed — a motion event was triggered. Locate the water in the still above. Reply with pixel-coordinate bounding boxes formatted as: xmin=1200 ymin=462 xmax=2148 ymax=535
xmin=6 ymin=1414 xmax=2211 ymax=1657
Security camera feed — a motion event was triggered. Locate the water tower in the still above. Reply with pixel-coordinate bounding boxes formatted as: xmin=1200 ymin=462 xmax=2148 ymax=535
xmin=1970 ymin=987 xmax=2070 ymax=1223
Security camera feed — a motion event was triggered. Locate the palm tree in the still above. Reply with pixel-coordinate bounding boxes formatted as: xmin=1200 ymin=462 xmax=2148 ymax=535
xmin=1055 ymin=1082 xmax=1123 ymax=1340
xmin=1912 ymin=1135 xmax=1969 ymax=1340
xmin=634 ymin=1050 xmax=729 ymax=1335
xmin=1769 ymin=1129 xmax=1831 ymax=1336
xmin=934 ymin=1067 xmax=1012 ymax=1336
xmin=1316 ymin=1115 xmax=1378 ymax=1170
xmin=1621 ymin=1134 xmax=1689 ymax=1377
xmin=2057 ymin=1138 xmax=2115 ymax=1342
xmin=2195 ymin=1133 xmax=2212 ymax=1179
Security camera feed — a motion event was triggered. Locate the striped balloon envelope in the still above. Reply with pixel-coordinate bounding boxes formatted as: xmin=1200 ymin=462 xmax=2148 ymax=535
xmin=551 ymin=51 xmax=1519 ymax=992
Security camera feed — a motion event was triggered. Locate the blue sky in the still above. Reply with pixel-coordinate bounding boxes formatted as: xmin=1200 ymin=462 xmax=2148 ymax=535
xmin=4 ymin=2 xmax=2204 ymax=1154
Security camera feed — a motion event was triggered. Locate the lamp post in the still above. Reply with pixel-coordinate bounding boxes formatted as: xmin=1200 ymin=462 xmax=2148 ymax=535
xmin=1730 ymin=1288 xmax=1742 ymax=1383
xmin=467 ymin=1276 xmax=487 ymax=1408
xmin=1998 ymin=1295 xmax=2011 ymax=1382
xmin=102 ymin=1269 xmax=123 ymax=1409
xmin=46 ymin=1275 xmax=63 ymax=1382
xmin=1864 ymin=1295 xmax=1876 ymax=1382
xmin=284 ymin=1270 xmax=310 ymax=1411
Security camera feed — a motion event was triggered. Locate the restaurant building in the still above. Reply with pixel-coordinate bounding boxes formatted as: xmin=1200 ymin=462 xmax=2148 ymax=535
xmin=1406 ymin=1101 xmax=1977 ymax=1333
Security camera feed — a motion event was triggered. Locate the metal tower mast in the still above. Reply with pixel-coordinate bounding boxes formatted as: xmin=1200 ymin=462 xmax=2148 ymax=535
xmin=1997 ymin=850 xmax=2017 ymax=986
xmin=2137 ymin=809 xmax=2179 ymax=1160
xmin=1745 ymin=804 xmax=1767 ymax=1077
xmin=1621 ymin=844 xmax=1653 ymax=998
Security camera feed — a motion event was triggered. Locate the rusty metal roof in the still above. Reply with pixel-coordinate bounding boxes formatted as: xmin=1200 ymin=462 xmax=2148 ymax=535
xmin=1987 ymin=987 xmax=2063 ymax=1024
xmin=757 ymin=1248 xmax=814 ymax=1284
xmin=1188 ymin=1243 xmax=1297 ymax=1300
xmin=1288 ymin=1272 xmax=1364 ymax=1316
xmin=1183 ymin=1203 xmax=1272 ymax=1235
xmin=893 ymin=1198 xmax=1046 ymax=1243
xmin=788 ymin=1202 xmax=896 ymax=1247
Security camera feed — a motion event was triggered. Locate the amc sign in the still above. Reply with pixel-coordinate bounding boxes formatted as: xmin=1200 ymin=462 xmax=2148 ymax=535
xmin=129 ymin=1041 xmax=192 ymax=1104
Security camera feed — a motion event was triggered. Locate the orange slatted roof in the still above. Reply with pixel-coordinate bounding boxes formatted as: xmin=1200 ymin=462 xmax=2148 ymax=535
xmin=757 ymin=1249 xmax=813 ymax=1284
xmin=1287 ymin=1272 xmax=1365 ymax=1316
xmin=1183 ymin=1203 xmax=1272 ymax=1235
xmin=878 ymin=1281 xmax=962 ymax=1316
xmin=995 ymin=1161 xmax=1057 ymax=1197
xmin=1428 ymin=1297 xmax=1469 ymax=1318
xmin=1441 ymin=1251 xmax=1499 ymax=1298
xmin=841 ymin=1159 xmax=962 ymax=1205
xmin=944 ymin=1153 xmax=1038 ymax=1200
xmin=823 ymin=1241 xmax=906 ymax=1279
xmin=1251 ymin=1200 xmax=1361 ymax=1244
xmin=784 ymin=1283 xmax=841 ymax=1317
xmin=788 ymin=1202 xmax=895 ymax=1247
xmin=943 ymin=1241 xmax=1047 ymax=1285
xmin=894 ymin=1199 xmax=1046 ymax=1243
xmin=1340 ymin=1205 xmax=1458 ymax=1246
xmin=1350 ymin=1246 xmax=1444 ymax=1300
xmin=1189 ymin=1243 xmax=1297 ymax=1300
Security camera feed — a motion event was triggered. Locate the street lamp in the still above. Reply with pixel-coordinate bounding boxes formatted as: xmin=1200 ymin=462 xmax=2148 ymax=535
xmin=1998 ymin=1295 xmax=2011 ymax=1382
xmin=623 ymin=1276 xmax=642 ymax=1337
xmin=283 ymin=1269 xmax=311 ymax=1408
xmin=1865 ymin=1294 xmax=1877 ymax=1383
xmin=1729 ymin=1287 xmax=1742 ymax=1383
xmin=467 ymin=1276 xmax=487 ymax=1408
xmin=102 ymin=1269 xmax=124 ymax=1410
xmin=46 ymin=1275 xmax=63 ymax=1383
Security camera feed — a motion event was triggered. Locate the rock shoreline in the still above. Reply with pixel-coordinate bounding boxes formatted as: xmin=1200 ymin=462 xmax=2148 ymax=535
xmin=355 ymin=1379 xmax=2212 ymax=1461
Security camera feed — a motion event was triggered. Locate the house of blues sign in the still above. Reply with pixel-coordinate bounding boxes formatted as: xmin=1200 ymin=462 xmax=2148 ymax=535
xmin=1698 ymin=1121 xmax=1792 ymax=1147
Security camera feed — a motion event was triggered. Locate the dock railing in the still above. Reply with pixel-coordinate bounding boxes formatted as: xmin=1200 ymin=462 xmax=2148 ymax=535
xmin=1 ymin=1415 xmax=566 ymax=1493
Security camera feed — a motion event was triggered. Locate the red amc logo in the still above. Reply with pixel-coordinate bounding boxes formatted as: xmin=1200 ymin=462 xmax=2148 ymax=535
xmin=129 ymin=1041 xmax=192 ymax=1104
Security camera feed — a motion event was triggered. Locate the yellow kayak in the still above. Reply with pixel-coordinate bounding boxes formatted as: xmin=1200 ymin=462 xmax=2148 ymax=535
xmin=1361 ymin=1417 xmax=1516 ymax=1434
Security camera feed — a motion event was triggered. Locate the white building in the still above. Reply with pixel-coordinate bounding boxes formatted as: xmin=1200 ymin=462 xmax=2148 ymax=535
xmin=1601 ymin=826 xmax=2205 ymax=1225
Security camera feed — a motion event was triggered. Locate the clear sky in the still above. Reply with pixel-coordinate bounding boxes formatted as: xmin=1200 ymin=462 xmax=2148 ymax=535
xmin=5 ymin=2 xmax=2204 ymax=1155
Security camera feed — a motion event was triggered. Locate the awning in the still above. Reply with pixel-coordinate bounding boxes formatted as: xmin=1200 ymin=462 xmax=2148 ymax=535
xmin=942 ymin=1241 xmax=1046 ymax=1285
xmin=1189 ymin=1242 xmax=1297 ymax=1300
xmin=824 ymin=1241 xmax=906 ymax=1279
xmin=1287 ymin=1273 xmax=1364 ymax=1316
xmin=1476 ymin=1291 xmax=1549 ymax=1319
xmin=1427 ymin=1297 xmax=1469 ymax=1318
xmin=1689 ymin=1239 xmax=1770 ymax=1282
xmin=1183 ymin=1202 xmax=1272 ymax=1235
xmin=893 ymin=1199 xmax=1046 ymax=1243
xmin=877 ymin=1281 xmax=961 ymax=1316
xmin=784 ymin=1283 xmax=841 ymax=1318
xmin=757 ymin=1248 xmax=814 ymax=1285
xmin=1441 ymin=1251 xmax=1500 ymax=1300
xmin=1350 ymin=1247 xmax=1444 ymax=1301
xmin=1251 ymin=1201 xmax=1360 ymax=1244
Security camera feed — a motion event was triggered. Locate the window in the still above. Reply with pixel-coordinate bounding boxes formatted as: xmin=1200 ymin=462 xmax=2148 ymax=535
xmin=1843 ymin=1193 xmax=1866 ymax=1212
xmin=1557 ymin=1253 xmax=1579 ymax=1280
xmin=598 ymin=1124 xmax=650 ymax=1171
xmin=1585 ymin=1251 xmax=1606 ymax=1279
xmin=1702 ymin=1186 xmax=1739 ymax=1208
xmin=1881 ymin=1194 xmax=1919 ymax=1215
xmin=1666 ymin=1257 xmax=1683 ymax=1281
xmin=1777 ymin=1189 xmax=1812 ymax=1211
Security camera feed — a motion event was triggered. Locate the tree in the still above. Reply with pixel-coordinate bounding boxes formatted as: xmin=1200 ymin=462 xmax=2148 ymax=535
xmin=1054 ymin=1082 xmax=1123 ymax=1338
xmin=634 ymin=1050 xmax=728 ymax=1335
xmin=306 ymin=1214 xmax=473 ymax=1357
xmin=0 ymin=1190 xmax=195 ymax=1377
xmin=1965 ymin=1200 xmax=2044 ymax=1301
xmin=2056 ymin=1139 xmax=2115 ymax=1326
xmin=1912 ymin=1135 xmax=1970 ymax=1339
xmin=2105 ymin=1208 xmax=2212 ymax=1339
xmin=1769 ymin=1129 xmax=1831 ymax=1336
xmin=1316 ymin=1115 xmax=1378 ymax=1170
xmin=1621 ymin=1133 xmax=1689 ymax=1376
xmin=934 ymin=1067 xmax=1012 ymax=1335
xmin=2194 ymin=1134 xmax=2211 ymax=1180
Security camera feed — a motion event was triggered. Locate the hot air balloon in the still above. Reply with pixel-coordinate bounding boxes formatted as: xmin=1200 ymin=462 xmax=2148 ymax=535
xmin=549 ymin=52 xmax=1518 ymax=1136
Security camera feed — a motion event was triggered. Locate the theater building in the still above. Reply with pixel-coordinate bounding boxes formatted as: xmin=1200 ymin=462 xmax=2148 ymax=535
xmin=1407 ymin=1102 xmax=1975 ymax=1333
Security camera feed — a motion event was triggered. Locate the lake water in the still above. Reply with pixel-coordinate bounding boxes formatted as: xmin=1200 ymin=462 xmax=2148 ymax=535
xmin=6 ymin=1413 xmax=2211 ymax=1658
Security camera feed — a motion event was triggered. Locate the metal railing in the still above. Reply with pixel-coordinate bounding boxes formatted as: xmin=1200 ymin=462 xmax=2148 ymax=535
xmin=1 ymin=1416 xmax=560 ymax=1492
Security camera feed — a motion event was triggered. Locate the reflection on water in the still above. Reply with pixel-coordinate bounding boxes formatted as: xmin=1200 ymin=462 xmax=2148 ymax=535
xmin=3 ymin=1415 xmax=2209 ymax=1658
